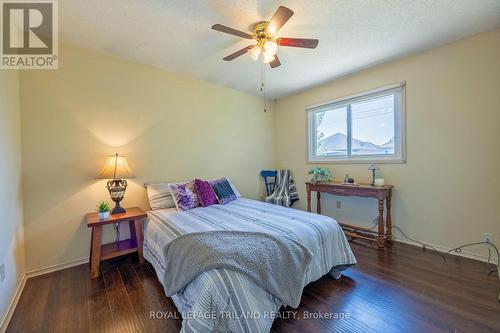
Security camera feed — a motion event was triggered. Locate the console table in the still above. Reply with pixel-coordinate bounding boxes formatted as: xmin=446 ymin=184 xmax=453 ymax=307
xmin=306 ymin=182 xmax=393 ymax=248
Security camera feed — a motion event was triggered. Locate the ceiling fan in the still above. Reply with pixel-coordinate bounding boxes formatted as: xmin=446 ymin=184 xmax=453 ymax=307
xmin=212 ymin=6 xmax=319 ymax=69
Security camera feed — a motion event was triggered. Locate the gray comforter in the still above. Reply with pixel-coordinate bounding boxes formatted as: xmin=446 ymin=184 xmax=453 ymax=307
xmin=162 ymin=230 xmax=313 ymax=308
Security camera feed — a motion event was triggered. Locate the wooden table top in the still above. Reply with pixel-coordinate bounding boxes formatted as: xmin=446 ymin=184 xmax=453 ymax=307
xmin=306 ymin=181 xmax=393 ymax=190
xmin=86 ymin=207 xmax=147 ymax=227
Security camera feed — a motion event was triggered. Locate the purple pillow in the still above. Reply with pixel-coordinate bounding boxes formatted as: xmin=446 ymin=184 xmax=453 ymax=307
xmin=193 ymin=179 xmax=218 ymax=207
xmin=168 ymin=182 xmax=199 ymax=211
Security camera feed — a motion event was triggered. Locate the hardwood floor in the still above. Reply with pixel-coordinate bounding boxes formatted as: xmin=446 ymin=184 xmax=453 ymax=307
xmin=7 ymin=241 xmax=500 ymax=333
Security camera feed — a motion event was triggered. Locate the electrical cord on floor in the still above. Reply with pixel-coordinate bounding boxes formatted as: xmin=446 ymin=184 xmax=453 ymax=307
xmin=392 ymin=225 xmax=446 ymax=260
xmin=487 ymin=247 xmax=498 ymax=275
xmin=391 ymin=224 xmax=500 ymax=301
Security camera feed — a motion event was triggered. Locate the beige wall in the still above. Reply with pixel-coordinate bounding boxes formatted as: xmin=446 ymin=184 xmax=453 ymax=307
xmin=274 ymin=29 xmax=500 ymax=259
xmin=20 ymin=43 xmax=274 ymax=272
xmin=0 ymin=70 xmax=25 ymax=329
xmin=16 ymin=29 xmax=500 ymax=272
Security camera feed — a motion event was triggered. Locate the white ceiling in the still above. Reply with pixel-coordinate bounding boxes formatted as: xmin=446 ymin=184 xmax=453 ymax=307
xmin=59 ymin=0 xmax=500 ymax=99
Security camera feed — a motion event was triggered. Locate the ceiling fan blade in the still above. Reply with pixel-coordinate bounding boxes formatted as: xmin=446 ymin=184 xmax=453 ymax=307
xmin=266 ymin=6 xmax=294 ymax=34
xmin=212 ymin=24 xmax=253 ymax=39
xmin=223 ymin=45 xmax=254 ymax=61
xmin=278 ymin=38 xmax=319 ymax=49
xmin=269 ymin=56 xmax=281 ymax=68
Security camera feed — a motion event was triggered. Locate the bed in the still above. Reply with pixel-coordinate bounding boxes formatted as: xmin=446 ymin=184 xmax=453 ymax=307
xmin=143 ymin=197 xmax=356 ymax=333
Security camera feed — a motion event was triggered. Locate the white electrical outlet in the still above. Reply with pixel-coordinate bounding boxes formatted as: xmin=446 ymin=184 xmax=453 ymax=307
xmin=0 ymin=264 xmax=5 ymax=283
xmin=336 ymin=201 xmax=341 ymax=209
xmin=482 ymin=233 xmax=493 ymax=243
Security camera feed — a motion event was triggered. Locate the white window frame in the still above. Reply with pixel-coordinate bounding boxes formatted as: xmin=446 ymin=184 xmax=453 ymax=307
xmin=307 ymin=82 xmax=406 ymax=163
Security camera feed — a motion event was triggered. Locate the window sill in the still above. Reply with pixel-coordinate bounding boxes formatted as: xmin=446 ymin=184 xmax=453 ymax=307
xmin=307 ymin=157 xmax=406 ymax=164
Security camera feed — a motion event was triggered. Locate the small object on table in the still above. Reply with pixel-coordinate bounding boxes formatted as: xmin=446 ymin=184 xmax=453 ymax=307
xmin=344 ymin=173 xmax=355 ymax=184
xmin=368 ymin=163 xmax=379 ymax=186
xmin=306 ymin=181 xmax=393 ymax=249
xmin=86 ymin=207 xmax=147 ymax=279
xmin=96 ymin=201 xmax=111 ymax=220
xmin=374 ymin=178 xmax=385 ymax=186
xmin=97 ymin=153 xmax=135 ymax=215
xmin=340 ymin=181 xmax=359 ymax=186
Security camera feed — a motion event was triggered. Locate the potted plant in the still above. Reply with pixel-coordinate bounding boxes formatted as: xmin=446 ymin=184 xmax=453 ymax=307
xmin=96 ymin=201 xmax=111 ymax=220
xmin=308 ymin=167 xmax=333 ymax=184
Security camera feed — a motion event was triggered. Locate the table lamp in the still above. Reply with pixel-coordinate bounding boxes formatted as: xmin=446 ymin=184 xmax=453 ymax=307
xmin=368 ymin=163 xmax=378 ymax=186
xmin=98 ymin=153 xmax=134 ymax=214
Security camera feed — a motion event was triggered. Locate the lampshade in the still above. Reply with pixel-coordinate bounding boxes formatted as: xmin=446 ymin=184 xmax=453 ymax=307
xmin=368 ymin=163 xmax=378 ymax=171
xmin=98 ymin=153 xmax=134 ymax=179
xmin=264 ymin=41 xmax=278 ymax=56
xmin=248 ymin=45 xmax=261 ymax=61
xmin=263 ymin=52 xmax=275 ymax=64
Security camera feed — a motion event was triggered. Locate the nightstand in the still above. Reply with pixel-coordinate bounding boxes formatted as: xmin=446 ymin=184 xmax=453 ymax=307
xmin=86 ymin=207 xmax=147 ymax=278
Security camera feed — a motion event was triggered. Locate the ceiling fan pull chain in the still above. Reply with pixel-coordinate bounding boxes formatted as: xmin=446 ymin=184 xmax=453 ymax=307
xmin=260 ymin=61 xmax=267 ymax=112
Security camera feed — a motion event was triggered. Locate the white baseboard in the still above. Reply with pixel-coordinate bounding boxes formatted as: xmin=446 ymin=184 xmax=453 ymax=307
xmin=393 ymin=238 xmax=499 ymax=264
xmin=26 ymin=257 xmax=89 ymax=278
xmin=0 ymin=274 xmax=27 ymax=333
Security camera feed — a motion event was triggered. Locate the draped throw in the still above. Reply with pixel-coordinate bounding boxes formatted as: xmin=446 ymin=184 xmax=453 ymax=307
xmin=162 ymin=231 xmax=312 ymax=308
xmin=265 ymin=169 xmax=299 ymax=207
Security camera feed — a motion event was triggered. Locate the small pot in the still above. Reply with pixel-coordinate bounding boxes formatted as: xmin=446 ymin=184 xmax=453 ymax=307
xmin=99 ymin=211 xmax=110 ymax=220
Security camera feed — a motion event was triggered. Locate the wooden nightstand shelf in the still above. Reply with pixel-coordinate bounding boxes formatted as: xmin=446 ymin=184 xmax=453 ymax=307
xmin=86 ymin=207 xmax=147 ymax=278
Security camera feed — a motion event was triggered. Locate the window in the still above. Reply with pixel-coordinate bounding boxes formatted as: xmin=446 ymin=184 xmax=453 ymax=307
xmin=308 ymin=83 xmax=406 ymax=163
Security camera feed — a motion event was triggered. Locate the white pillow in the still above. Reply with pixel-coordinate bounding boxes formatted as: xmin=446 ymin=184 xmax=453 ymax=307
xmin=227 ymin=178 xmax=241 ymax=197
xmin=145 ymin=183 xmax=176 ymax=210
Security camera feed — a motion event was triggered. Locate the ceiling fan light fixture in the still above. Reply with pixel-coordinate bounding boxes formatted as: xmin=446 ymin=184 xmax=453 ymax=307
xmin=264 ymin=40 xmax=278 ymax=56
xmin=248 ymin=45 xmax=261 ymax=61
xmin=263 ymin=52 xmax=275 ymax=64
xmin=213 ymin=6 xmax=318 ymax=69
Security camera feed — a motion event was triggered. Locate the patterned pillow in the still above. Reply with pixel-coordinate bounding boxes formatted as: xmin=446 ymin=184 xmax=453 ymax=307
xmin=193 ymin=179 xmax=218 ymax=207
xmin=210 ymin=178 xmax=237 ymax=205
xmin=168 ymin=181 xmax=200 ymax=211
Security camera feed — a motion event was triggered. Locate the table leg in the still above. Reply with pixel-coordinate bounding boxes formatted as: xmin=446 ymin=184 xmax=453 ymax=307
xmin=316 ymin=192 xmax=321 ymax=214
xmin=386 ymin=197 xmax=392 ymax=243
xmin=90 ymin=225 xmax=102 ymax=279
xmin=133 ymin=220 xmax=144 ymax=264
xmin=89 ymin=226 xmax=94 ymax=266
xmin=129 ymin=220 xmax=136 ymax=240
xmin=377 ymin=199 xmax=385 ymax=249
xmin=307 ymin=188 xmax=311 ymax=213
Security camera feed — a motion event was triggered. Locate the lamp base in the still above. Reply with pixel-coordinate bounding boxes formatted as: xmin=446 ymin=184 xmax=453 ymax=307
xmin=111 ymin=202 xmax=126 ymax=215
xmin=106 ymin=179 xmax=128 ymax=215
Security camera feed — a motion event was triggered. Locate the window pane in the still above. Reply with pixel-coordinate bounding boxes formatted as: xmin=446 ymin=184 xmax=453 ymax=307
xmin=351 ymin=94 xmax=395 ymax=156
xmin=315 ymin=106 xmax=347 ymax=156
